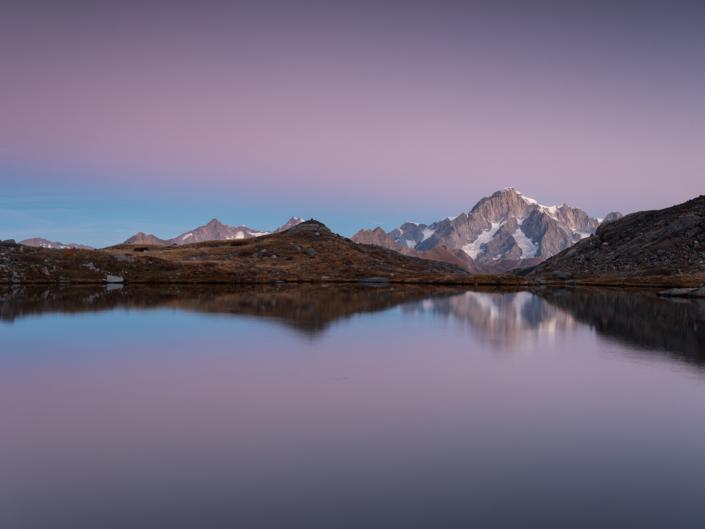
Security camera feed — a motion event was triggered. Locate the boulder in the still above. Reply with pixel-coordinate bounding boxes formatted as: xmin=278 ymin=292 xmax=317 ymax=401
xmin=549 ymin=271 xmax=573 ymax=280
xmin=305 ymin=248 xmax=317 ymax=258
xmin=105 ymin=275 xmax=124 ymax=283
xmin=359 ymin=277 xmax=390 ymax=286
xmin=657 ymin=288 xmax=695 ymax=297
xmin=115 ymin=255 xmax=133 ymax=263
xmin=1 ymin=239 xmax=16 ymax=247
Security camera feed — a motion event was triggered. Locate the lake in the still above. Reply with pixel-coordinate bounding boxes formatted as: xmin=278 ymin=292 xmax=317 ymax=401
xmin=1 ymin=284 xmax=705 ymax=528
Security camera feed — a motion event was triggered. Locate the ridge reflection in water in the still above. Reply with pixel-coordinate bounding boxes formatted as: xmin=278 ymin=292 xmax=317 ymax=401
xmin=1 ymin=285 xmax=705 ymax=528
xmin=2 ymin=284 xmax=704 ymax=361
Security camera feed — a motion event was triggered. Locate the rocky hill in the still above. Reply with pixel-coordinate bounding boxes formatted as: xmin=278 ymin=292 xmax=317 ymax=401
xmin=523 ymin=195 xmax=705 ymax=282
xmin=18 ymin=238 xmax=94 ymax=250
xmin=124 ymin=217 xmax=304 ymax=246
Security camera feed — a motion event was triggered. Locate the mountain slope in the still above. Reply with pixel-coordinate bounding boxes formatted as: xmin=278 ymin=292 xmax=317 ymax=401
xmin=524 ymin=195 xmax=705 ymax=280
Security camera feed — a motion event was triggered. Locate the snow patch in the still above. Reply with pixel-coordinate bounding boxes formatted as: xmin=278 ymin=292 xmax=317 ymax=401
xmin=405 ymin=240 xmax=416 ymax=249
xmin=181 ymin=233 xmax=193 ymax=240
xmin=445 ymin=215 xmax=459 ymax=221
xmin=405 ymin=221 xmax=420 ymax=226
xmin=517 ymin=191 xmax=559 ymax=219
xmin=513 ymin=228 xmax=539 ymax=258
xmin=421 ymin=228 xmax=435 ymax=242
xmin=461 ymin=222 xmax=501 ymax=259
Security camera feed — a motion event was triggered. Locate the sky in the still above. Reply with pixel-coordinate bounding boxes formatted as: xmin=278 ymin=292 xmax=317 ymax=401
xmin=1 ymin=0 xmax=704 ymax=247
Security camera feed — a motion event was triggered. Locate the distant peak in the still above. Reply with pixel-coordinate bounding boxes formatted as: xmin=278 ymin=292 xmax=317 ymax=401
xmin=208 ymin=218 xmax=222 ymax=225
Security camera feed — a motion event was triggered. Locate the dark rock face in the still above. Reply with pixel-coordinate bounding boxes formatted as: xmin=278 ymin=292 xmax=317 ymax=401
xmin=527 ymin=195 xmax=705 ymax=279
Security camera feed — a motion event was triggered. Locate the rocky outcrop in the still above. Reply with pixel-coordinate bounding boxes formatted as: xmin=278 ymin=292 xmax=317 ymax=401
xmin=525 ymin=195 xmax=705 ymax=280
xmin=19 ymin=238 xmax=94 ymax=250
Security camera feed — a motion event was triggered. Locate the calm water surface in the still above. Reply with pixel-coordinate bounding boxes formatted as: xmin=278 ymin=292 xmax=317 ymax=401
xmin=1 ymin=285 xmax=705 ymax=528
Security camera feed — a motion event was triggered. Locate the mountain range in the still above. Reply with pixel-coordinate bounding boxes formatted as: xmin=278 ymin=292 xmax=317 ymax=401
xmin=352 ymin=188 xmax=622 ymax=273
xmin=124 ymin=217 xmax=305 ymax=246
xmin=18 ymin=238 xmax=94 ymax=250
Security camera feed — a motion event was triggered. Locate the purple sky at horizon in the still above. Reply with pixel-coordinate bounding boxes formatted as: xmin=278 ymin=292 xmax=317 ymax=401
xmin=1 ymin=1 xmax=704 ymax=247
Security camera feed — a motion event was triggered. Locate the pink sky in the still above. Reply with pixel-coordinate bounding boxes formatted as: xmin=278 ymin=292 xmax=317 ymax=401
xmin=1 ymin=1 xmax=703 ymax=243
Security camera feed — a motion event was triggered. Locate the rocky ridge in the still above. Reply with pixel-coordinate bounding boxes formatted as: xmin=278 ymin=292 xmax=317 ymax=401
xmin=18 ymin=238 xmax=94 ymax=250
xmin=124 ymin=217 xmax=304 ymax=246
xmin=523 ymin=195 xmax=705 ymax=284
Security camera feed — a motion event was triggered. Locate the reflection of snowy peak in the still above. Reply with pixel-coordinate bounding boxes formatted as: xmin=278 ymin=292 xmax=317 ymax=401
xmin=390 ymin=188 xmax=622 ymax=264
xmin=401 ymin=291 xmax=579 ymax=349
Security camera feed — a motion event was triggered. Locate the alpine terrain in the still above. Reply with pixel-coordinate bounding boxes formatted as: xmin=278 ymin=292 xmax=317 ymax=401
xmin=125 ymin=217 xmax=305 ymax=246
xmin=353 ymin=188 xmax=622 ymax=272
xmin=18 ymin=238 xmax=94 ymax=250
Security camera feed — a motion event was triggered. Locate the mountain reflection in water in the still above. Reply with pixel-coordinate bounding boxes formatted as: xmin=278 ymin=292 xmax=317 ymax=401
xmin=2 ymin=284 xmax=704 ymax=364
